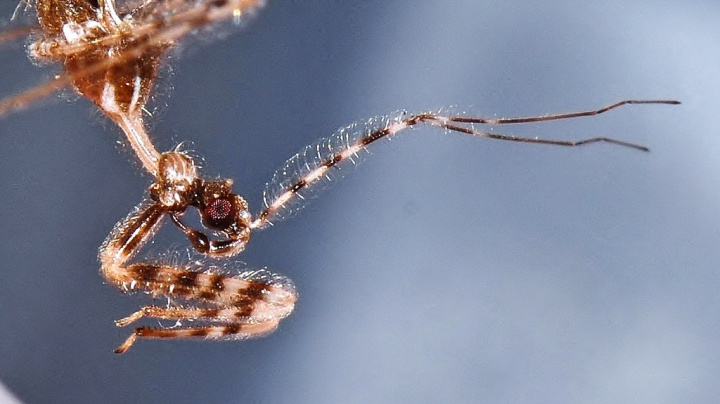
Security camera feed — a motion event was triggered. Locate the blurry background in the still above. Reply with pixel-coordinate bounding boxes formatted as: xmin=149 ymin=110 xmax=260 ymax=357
xmin=0 ymin=0 xmax=717 ymax=403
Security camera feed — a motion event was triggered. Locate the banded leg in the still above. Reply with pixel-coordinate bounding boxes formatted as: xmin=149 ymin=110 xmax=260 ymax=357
xmin=115 ymin=306 xmax=268 ymax=327
xmin=99 ymin=195 xmax=296 ymax=354
xmin=254 ymin=99 xmax=681 ymax=228
xmin=114 ymin=321 xmax=282 ymax=355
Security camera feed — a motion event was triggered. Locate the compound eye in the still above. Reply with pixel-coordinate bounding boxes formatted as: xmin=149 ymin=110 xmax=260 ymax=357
xmin=202 ymin=196 xmax=237 ymax=230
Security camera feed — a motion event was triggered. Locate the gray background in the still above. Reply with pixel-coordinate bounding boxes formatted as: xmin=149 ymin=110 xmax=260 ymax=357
xmin=0 ymin=0 xmax=717 ymax=403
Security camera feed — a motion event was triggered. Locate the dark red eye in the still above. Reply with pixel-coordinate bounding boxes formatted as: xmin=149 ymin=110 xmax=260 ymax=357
xmin=205 ymin=198 xmax=232 ymax=221
xmin=202 ymin=197 xmax=236 ymax=229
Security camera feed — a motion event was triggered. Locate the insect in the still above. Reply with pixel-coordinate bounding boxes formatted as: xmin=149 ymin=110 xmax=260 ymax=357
xmin=0 ymin=1 xmax=679 ymax=354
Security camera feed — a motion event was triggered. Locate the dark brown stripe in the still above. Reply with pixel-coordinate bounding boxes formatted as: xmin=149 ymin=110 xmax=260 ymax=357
xmin=138 ymin=327 xmax=209 ymax=338
xmin=244 ymin=283 xmax=268 ymax=301
xmin=290 ymin=179 xmax=307 ymax=193
xmin=326 ymin=154 xmax=342 ymax=168
xmin=210 ymin=274 xmax=225 ymax=292
xmin=360 ymin=128 xmax=389 ymax=147
xmin=115 ymin=204 xmax=163 ymax=257
xmin=129 ymin=264 xmax=160 ymax=282
xmin=230 ymin=283 xmax=268 ymax=316
xmin=233 ymin=304 xmax=255 ymax=318
xmin=135 ymin=327 xmax=156 ymax=337
xmin=188 ymin=328 xmax=209 ymax=337
xmin=198 ymin=290 xmax=217 ymax=301
xmin=175 ymin=271 xmax=199 ymax=287
xmin=223 ymin=323 xmax=242 ymax=335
